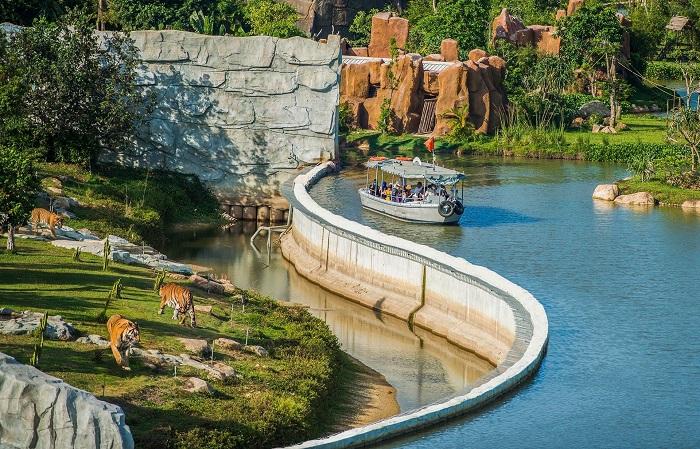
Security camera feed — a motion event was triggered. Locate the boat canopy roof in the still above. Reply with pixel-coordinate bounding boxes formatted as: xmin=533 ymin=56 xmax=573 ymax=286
xmin=366 ymin=158 xmax=465 ymax=184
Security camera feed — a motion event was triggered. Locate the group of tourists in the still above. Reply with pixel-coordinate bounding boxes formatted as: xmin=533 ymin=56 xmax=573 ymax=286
xmin=368 ymin=179 xmax=448 ymax=203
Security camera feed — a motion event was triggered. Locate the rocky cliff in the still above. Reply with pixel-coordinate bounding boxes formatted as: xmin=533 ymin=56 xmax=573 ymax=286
xmin=284 ymin=0 xmax=402 ymax=37
xmin=100 ymin=31 xmax=341 ymax=205
xmin=0 ymin=352 xmax=134 ymax=449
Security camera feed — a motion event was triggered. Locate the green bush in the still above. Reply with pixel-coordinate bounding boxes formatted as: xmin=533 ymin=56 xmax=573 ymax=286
xmin=582 ymin=143 xmax=684 ymax=163
xmin=244 ymin=0 xmax=303 ymax=38
xmin=348 ymin=8 xmax=379 ymax=47
xmin=645 ymin=61 xmax=700 ymax=80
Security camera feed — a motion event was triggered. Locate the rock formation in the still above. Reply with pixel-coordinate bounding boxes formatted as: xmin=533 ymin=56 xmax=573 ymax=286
xmin=283 ymin=0 xmax=404 ymax=37
xmin=0 ymin=352 xmax=134 ymax=449
xmin=491 ymin=8 xmax=560 ymax=55
xmin=367 ymin=12 xmax=409 ymax=58
xmin=341 ymin=50 xmax=506 ymax=135
xmin=99 ymin=31 xmax=341 ymax=207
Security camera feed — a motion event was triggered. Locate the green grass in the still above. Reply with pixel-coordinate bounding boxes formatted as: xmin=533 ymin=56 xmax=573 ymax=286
xmin=562 ymin=115 xmax=669 ymax=145
xmin=618 ymin=178 xmax=700 ymax=205
xmin=0 ymin=238 xmax=351 ymax=449
xmin=38 ymin=163 xmax=222 ymax=246
xmin=345 ymin=115 xmax=675 ymax=164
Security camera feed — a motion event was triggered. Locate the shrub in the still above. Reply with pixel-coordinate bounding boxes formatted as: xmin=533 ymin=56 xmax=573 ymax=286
xmin=645 ymin=61 xmax=700 ymax=80
xmin=244 ymin=0 xmax=303 ymax=38
xmin=348 ymin=9 xmax=379 ymax=47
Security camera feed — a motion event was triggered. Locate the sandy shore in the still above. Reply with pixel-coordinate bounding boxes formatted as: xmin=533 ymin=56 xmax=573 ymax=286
xmin=329 ymin=355 xmax=400 ymax=432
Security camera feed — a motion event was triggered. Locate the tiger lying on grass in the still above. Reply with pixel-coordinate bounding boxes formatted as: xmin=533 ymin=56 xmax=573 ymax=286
xmin=158 ymin=283 xmax=197 ymax=327
xmin=107 ymin=314 xmax=140 ymax=371
xmin=30 ymin=208 xmax=64 ymax=238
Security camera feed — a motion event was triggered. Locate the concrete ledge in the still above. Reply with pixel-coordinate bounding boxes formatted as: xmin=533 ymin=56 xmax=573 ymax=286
xmin=279 ymin=162 xmax=548 ymax=448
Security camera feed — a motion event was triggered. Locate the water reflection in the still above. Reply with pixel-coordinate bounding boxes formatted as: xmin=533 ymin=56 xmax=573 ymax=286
xmin=161 ymin=226 xmax=494 ymax=412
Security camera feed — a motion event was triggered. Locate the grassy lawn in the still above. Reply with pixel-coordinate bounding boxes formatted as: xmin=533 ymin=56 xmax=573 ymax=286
xmin=38 ymin=163 xmax=221 ymax=246
xmin=345 ymin=114 xmax=673 ymax=163
xmin=618 ymin=178 xmax=700 ymax=205
xmin=562 ymin=114 xmax=670 ymax=145
xmin=0 ymin=238 xmax=350 ymax=449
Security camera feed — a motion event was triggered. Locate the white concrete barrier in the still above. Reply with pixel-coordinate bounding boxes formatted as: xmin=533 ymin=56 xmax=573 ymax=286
xmin=280 ymin=162 xmax=548 ymax=448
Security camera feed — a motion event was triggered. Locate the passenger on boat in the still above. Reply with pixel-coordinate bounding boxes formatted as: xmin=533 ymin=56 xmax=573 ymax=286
xmin=369 ymin=179 xmax=378 ymax=196
xmin=412 ymin=182 xmax=424 ymax=201
xmin=384 ymin=184 xmax=392 ymax=201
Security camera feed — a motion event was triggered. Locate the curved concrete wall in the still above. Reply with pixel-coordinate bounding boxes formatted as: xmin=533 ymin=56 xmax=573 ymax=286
xmin=280 ymin=162 xmax=548 ymax=448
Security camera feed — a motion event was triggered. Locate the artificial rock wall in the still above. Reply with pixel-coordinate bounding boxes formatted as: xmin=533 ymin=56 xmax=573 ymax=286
xmin=101 ymin=31 xmax=341 ymax=205
xmin=0 ymin=352 xmax=134 ymax=449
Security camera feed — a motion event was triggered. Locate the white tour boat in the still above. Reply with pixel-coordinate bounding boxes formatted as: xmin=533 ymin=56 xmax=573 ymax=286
xmin=359 ymin=157 xmax=466 ymax=224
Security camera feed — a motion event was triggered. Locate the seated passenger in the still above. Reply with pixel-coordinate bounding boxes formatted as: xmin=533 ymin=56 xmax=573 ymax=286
xmin=370 ymin=179 xmax=378 ymax=196
xmin=412 ymin=182 xmax=424 ymax=200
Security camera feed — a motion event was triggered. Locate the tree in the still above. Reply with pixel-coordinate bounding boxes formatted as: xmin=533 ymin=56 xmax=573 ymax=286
xmin=348 ymin=8 xmax=379 ymax=47
xmin=407 ymin=0 xmax=490 ymax=59
xmin=0 ymin=15 xmax=148 ymax=167
xmin=0 ymin=147 xmax=40 ymax=253
xmin=558 ymin=1 xmax=624 ymax=125
xmin=668 ymin=107 xmax=700 ymax=172
xmin=244 ymin=0 xmax=303 ymax=38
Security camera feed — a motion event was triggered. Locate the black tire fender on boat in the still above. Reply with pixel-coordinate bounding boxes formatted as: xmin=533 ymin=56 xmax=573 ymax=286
xmin=438 ymin=201 xmax=454 ymax=217
xmin=453 ymin=200 xmax=464 ymax=215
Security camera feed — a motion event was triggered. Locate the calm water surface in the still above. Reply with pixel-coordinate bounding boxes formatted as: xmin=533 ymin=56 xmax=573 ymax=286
xmin=163 ymin=224 xmax=494 ymax=412
xmin=168 ymin=156 xmax=700 ymax=448
xmin=312 ymin=157 xmax=700 ymax=448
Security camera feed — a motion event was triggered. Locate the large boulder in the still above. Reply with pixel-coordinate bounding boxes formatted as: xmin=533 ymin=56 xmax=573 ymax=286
xmin=592 ymin=184 xmax=620 ymax=201
xmin=0 ymin=352 xmax=134 ymax=449
xmin=492 ymin=8 xmax=526 ymax=46
xmin=340 ymin=63 xmax=370 ymax=98
xmin=681 ymin=200 xmax=700 ymax=209
xmin=465 ymin=60 xmax=491 ymax=134
xmin=614 ymin=192 xmax=656 ymax=206
xmin=578 ymin=100 xmax=611 ymax=118
xmin=0 ymin=311 xmax=77 ymax=341
xmin=368 ymin=12 xmax=409 ymax=58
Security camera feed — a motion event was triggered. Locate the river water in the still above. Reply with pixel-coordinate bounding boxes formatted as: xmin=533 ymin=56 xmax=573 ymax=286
xmin=166 ymin=156 xmax=700 ymax=448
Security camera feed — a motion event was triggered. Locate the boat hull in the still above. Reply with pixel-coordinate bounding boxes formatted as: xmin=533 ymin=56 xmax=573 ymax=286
xmin=358 ymin=189 xmax=462 ymax=224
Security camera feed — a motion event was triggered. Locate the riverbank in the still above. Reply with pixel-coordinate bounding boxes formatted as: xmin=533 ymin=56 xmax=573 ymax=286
xmin=37 ymin=163 xmax=222 ymax=246
xmin=0 ymin=236 xmax=397 ymax=449
xmin=344 ymin=115 xmax=680 ymax=164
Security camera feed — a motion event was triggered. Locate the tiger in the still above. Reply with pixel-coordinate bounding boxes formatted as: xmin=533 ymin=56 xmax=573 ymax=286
xmin=30 ymin=208 xmax=64 ymax=238
xmin=158 ymin=283 xmax=197 ymax=327
xmin=106 ymin=314 xmax=140 ymax=371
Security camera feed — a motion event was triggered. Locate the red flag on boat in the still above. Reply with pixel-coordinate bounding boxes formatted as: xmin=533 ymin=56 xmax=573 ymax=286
xmin=425 ymin=136 xmax=435 ymax=153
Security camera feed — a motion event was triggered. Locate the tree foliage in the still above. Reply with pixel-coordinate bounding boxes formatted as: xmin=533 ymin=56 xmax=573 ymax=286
xmin=348 ymin=8 xmax=379 ymax=47
xmin=406 ymin=0 xmax=490 ymax=59
xmin=557 ymin=1 xmax=624 ymax=69
xmin=0 ymin=16 xmax=147 ymax=166
xmin=0 ymin=147 xmax=40 ymax=252
xmin=489 ymin=0 xmax=561 ymax=25
xmin=244 ymin=0 xmax=303 ymax=38
xmin=668 ymin=107 xmax=700 ymax=172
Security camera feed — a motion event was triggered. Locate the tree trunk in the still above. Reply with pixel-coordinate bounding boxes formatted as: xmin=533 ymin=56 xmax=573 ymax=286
xmin=609 ymin=56 xmax=617 ymax=129
xmin=7 ymin=225 xmax=15 ymax=253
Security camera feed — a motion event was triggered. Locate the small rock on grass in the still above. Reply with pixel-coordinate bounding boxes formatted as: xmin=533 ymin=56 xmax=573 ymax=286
xmin=177 ymin=337 xmax=210 ymax=356
xmin=183 ymin=377 xmax=213 ymax=394
xmin=214 ymin=337 xmax=242 ymax=351
xmin=243 ymin=345 xmax=269 ymax=357
xmin=194 ymin=304 xmax=213 ymax=314
xmin=76 ymin=334 xmax=110 ymax=347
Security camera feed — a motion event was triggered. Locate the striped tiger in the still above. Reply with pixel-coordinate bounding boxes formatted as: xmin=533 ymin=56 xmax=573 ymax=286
xmin=106 ymin=314 xmax=140 ymax=371
xmin=158 ymin=283 xmax=197 ymax=327
xmin=30 ymin=208 xmax=64 ymax=238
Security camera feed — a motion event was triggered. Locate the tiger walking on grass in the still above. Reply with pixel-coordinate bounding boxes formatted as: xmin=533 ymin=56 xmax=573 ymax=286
xmin=106 ymin=314 xmax=140 ymax=371
xmin=158 ymin=283 xmax=197 ymax=327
